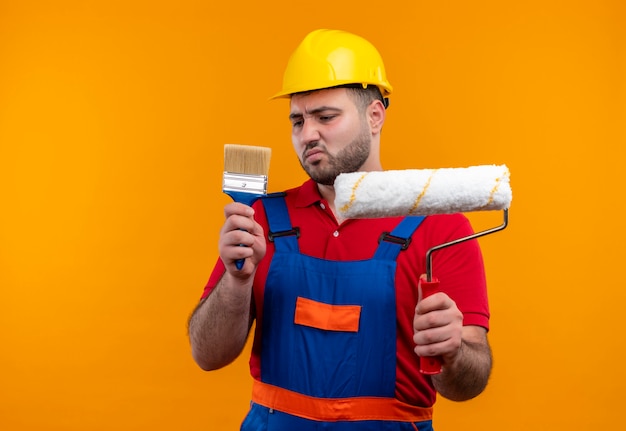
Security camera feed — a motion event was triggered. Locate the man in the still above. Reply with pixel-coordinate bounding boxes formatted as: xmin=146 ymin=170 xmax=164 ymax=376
xmin=188 ymin=29 xmax=492 ymax=430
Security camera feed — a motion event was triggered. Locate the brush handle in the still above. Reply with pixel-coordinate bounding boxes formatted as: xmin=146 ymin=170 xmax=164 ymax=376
xmin=224 ymin=191 xmax=263 ymax=270
xmin=225 ymin=191 xmax=261 ymax=207
xmin=418 ymin=275 xmax=443 ymax=375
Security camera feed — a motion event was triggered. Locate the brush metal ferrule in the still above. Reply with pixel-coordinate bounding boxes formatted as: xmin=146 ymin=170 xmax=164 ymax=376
xmin=223 ymin=171 xmax=268 ymax=195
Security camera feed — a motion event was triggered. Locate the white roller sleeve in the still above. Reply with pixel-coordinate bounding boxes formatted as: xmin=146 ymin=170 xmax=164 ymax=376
xmin=334 ymin=165 xmax=512 ymax=218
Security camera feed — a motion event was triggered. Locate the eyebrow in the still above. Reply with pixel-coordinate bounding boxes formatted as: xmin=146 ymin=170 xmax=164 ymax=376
xmin=289 ymin=106 xmax=342 ymax=120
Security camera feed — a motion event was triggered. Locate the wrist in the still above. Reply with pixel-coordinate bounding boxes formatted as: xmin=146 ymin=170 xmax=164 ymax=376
xmin=442 ymin=338 xmax=465 ymax=370
xmin=217 ymin=273 xmax=253 ymax=308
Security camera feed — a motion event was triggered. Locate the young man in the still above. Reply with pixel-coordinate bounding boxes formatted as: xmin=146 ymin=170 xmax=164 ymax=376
xmin=188 ymin=29 xmax=492 ymax=430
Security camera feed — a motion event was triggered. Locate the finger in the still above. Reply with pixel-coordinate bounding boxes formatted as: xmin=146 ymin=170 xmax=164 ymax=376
xmin=415 ymin=292 xmax=452 ymax=316
xmin=229 ymin=244 xmax=253 ymax=262
xmin=413 ymin=325 xmax=453 ymax=346
xmin=222 ymin=214 xmax=256 ymax=234
xmin=413 ymin=308 xmax=451 ymax=331
xmin=224 ymin=202 xmax=255 ymax=218
xmin=414 ymin=328 xmax=463 ymax=360
xmin=413 ymin=337 xmax=457 ymax=359
xmin=224 ymin=229 xmax=255 ymax=248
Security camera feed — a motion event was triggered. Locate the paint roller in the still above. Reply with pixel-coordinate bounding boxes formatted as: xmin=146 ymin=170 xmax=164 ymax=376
xmin=333 ymin=164 xmax=512 ymax=375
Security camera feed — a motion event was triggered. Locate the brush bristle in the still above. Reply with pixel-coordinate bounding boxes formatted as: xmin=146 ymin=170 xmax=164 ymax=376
xmin=224 ymin=144 xmax=272 ymax=176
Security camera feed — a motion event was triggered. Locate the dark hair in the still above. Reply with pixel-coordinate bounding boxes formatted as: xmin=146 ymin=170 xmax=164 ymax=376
xmin=343 ymin=85 xmax=388 ymax=112
xmin=290 ymin=84 xmax=389 ymax=111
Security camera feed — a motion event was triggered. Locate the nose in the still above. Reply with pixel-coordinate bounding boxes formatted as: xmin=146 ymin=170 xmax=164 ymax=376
xmin=298 ymin=118 xmax=321 ymax=145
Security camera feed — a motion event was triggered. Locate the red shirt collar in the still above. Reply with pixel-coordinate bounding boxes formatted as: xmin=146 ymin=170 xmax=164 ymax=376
xmin=293 ymin=179 xmax=324 ymax=208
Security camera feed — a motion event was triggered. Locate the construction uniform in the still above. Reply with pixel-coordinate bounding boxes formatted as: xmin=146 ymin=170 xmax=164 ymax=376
xmin=202 ymin=180 xmax=489 ymax=430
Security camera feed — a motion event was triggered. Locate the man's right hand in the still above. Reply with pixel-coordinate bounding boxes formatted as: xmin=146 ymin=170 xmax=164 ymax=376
xmin=218 ymin=202 xmax=267 ymax=277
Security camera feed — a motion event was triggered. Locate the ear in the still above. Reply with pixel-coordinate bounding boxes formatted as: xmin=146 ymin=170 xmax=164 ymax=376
xmin=367 ymin=99 xmax=386 ymax=135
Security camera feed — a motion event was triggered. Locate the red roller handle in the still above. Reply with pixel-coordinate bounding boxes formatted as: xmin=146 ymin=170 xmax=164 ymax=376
xmin=418 ymin=275 xmax=443 ymax=375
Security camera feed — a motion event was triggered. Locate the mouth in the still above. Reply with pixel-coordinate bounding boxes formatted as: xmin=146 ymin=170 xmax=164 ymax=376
xmin=304 ymin=147 xmax=325 ymax=164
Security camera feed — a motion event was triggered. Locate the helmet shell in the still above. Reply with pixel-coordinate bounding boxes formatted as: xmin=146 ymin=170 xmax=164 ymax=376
xmin=272 ymin=29 xmax=393 ymax=99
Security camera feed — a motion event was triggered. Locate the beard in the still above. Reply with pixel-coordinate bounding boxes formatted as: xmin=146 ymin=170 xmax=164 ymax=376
xmin=299 ymin=123 xmax=372 ymax=186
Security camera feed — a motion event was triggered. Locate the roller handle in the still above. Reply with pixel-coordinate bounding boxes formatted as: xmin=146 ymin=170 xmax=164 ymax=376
xmin=418 ymin=275 xmax=443 ymax=375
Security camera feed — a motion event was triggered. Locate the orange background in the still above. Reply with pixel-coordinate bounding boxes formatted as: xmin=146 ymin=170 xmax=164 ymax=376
xmin=1 ymin=1 xmax=624 ymax=429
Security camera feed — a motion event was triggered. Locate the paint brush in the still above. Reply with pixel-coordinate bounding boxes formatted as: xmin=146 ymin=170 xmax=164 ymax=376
xmin=223 ymin=144 xmax=272 ymax=269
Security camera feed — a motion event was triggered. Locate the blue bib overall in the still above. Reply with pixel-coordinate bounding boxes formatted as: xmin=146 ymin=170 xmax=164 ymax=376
xmin=241 ymin=195 xmax=433 ymax=431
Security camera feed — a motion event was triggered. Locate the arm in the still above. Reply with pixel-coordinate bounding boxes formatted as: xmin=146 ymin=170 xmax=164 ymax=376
xmin=431 ymin=325 xmax=491 ymax=401
xmin=413 ymin=292 xmax=492 ymax=401
xmin=188 ymin=273 xmax=254 ymax=371
xmin=188 ymin=202 xmax=266 ymax=371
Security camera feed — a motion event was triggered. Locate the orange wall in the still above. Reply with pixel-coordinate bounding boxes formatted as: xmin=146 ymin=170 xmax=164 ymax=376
xmin=1 ymin=1 xmax=624 ymax=430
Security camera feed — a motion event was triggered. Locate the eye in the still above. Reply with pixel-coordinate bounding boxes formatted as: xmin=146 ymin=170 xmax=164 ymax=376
xmin=318 ymin=114 xmax=336 ymax=122
xmin=291 ymin=119 xmax=303 ymax=128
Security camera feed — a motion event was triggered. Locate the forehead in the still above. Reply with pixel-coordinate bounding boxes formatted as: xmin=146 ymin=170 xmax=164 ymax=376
xmin=289 ymin=88 xmax=354 ymax=114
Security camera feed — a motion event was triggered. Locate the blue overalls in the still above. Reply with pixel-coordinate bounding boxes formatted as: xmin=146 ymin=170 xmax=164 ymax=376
xmin=241 ymin=194 xmax=433 ymax=431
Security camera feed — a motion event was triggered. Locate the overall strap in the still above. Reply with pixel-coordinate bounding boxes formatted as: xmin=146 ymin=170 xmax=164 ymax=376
xmin=260 ymin=193 xmax=300 ymax=253
xmin=374 ymin=216 xmax=426 ymax=261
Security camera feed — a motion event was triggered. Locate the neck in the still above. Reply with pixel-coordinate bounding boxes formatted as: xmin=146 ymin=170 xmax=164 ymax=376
xmin=318 ymin=161 xmax=383 ymax=223
xmin=317 ymin=183 xmax=336 ymax=209
xmin=318 ymin=183 xmax=344 ymax=224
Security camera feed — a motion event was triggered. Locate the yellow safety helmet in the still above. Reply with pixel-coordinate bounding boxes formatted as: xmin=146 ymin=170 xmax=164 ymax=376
xmin=271 ymin=29 xmax=393 ymax=101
